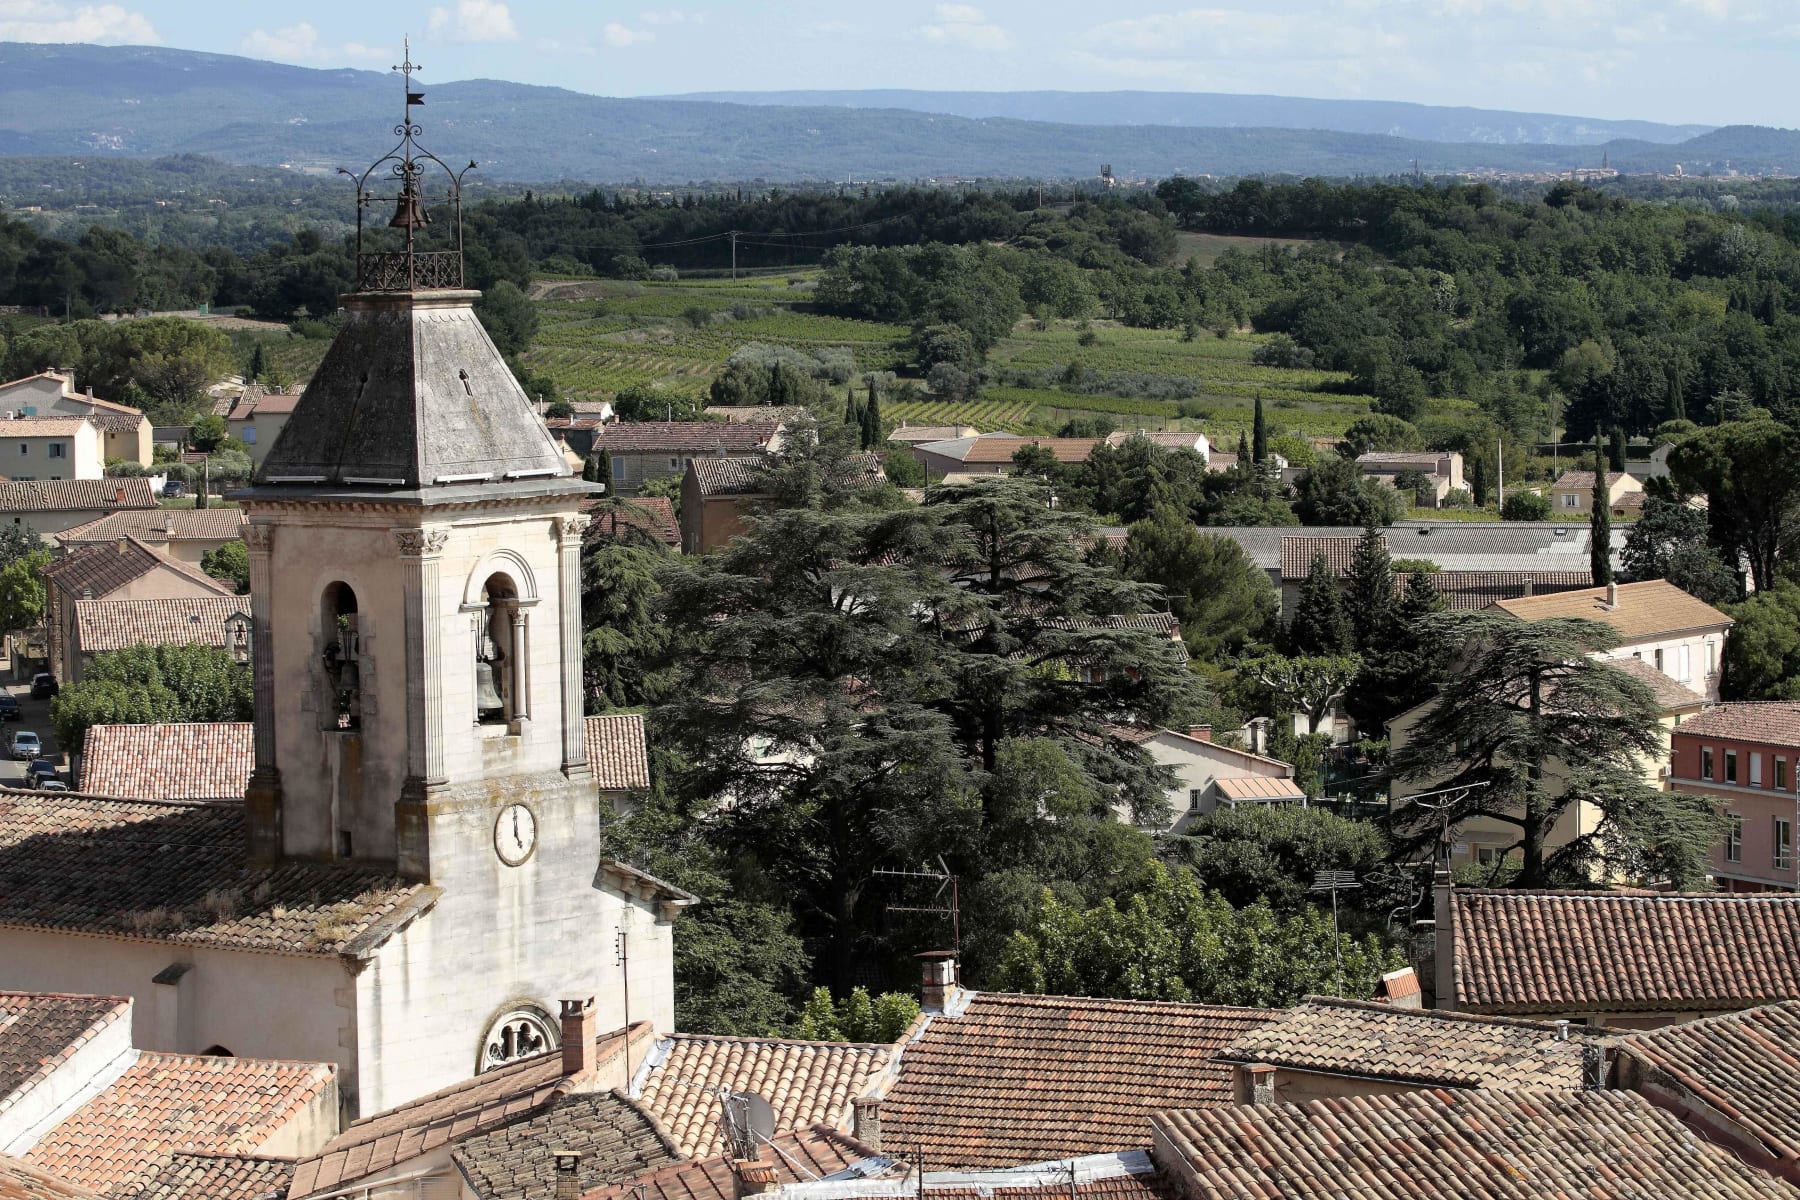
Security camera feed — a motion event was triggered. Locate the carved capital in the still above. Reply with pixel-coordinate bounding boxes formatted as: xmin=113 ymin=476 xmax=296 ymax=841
xmin=240 ymin=524 xmax=275 ymax=551
xmin=392 ymin=527 xmax=450 ymax=557
xmin=554 ymin=513 xmax=591 ymax=544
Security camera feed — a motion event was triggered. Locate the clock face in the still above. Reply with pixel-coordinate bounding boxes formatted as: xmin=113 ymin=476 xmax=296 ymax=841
xmin=494 ymin=803 xmax=538 ymax=866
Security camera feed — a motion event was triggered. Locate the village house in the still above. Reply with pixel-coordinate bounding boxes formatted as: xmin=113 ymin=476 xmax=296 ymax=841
xmin=56 ymin=507 xmax=245 ymax=566
xmin=214 ymin=384 xmax=304 ymax=465
xmin=1669 ymin=702 xmax=1800 ymax=892
xmin=681 ymin=455 xmax=767 ymax=554
xmin=69 ymin=595 xmax=252 ymax=684
xmin=1355 ymin=450 xmax=1465 ymax=507
xmin=0 ymin=418 xmax=103 ymax=481
xmin=593 ymin=421 xmax=782 ymax=496
xmin=1492 ymin=578 xmax=1733 ymax=701
xmin=0 ymin=990 xmax=337 ymax=1197
xmin=1425 ymin=882 xmax=1800 ymax=1026
xmin=0 ymin=478 xmax=158 ymax=542
xmin=1551 ymin=467 xmax=1646 ymax=517
xmin=0 ymin=370 xmax=152 ymax=467
xmin=1112 ymin=725 xmax=1304 ymax=829
xmin=43 ymin=539 xmax=239 ymax=683
xmin=910 ymin=430 xmax=1210 ymax=482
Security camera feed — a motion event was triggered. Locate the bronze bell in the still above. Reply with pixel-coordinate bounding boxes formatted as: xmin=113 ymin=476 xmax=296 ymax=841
xmin=388 ymin=185 xmax=431 ymax=230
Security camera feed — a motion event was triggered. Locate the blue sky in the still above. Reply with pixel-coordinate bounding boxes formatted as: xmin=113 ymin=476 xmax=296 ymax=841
xmin=0 ymin=0 xmax=1792 ymax=126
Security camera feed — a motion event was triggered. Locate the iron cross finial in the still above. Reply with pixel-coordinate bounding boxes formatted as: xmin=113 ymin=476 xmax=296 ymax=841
xmin=395 ymin=35 xmax=418 ymax=79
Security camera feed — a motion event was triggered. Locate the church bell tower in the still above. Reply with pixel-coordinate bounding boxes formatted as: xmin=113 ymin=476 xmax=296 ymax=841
xmin=237 ymin=49 xmax=594 ymax=883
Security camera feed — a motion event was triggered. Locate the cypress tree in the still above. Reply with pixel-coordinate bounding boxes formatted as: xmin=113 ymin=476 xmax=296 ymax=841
xmin=1591 ymin=441 xmax=1613 ymax=587
xmin=862 ymin=388 xmax=883 ymax=450
xmin=246 ymin=342 xmax=266 ymax=384
xmin=1609 ymin=426 xmax=1627 ymax=473
xmin=1469 ymin=452 xmax=1489 ymax=507
xmin=1236 ymin=431 xmax=1251 ymax=466
xmin=844 ymin=385 xmax=860 ymax=428
xmin=1286 ymin=549 xmax=1354 ymax=656
xmin=1252 ymin=397 xmax=1269 ymax=464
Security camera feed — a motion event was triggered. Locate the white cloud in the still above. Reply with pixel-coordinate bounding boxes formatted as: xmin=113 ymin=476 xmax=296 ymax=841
xmin=919 ymin=3 xmax=1012 ymax=50
xmin=0 ymin=0 xmax=158 ymax=43
xmin=640 ymin=9 xmax=704 ymax=24
xmin=427 ymin=0 xmax=518 ymax=44
xmin=242 ymin=23 xmax=386 ymax=64
xmin=603 ymin=21 xmax=654 ymax=46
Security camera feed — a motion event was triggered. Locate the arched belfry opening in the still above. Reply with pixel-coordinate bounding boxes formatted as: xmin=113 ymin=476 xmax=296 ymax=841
xmin=474 ymin=573 xmax=528 ymax=730
xmin=321 ymin=582 xmax=363 ymax=731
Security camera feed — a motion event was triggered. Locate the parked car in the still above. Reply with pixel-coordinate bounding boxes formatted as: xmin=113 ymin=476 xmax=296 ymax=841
xmin=10 ymin=731 xmax=40 ymax=760
xmin=29 ymin=674 xmax=56 ymax=700
xmin=38 ymin=778 xmax=67 ymax=792
xmin=25 ymin=759 xmax=57 ymax=786
xmin=162 ymin=480 xmax=186 ymax=499
xmin=0 ymin=695 xmax=20 ymax=721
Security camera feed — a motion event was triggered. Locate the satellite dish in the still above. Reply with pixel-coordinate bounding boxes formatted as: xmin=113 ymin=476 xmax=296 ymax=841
xmin=721 ymin=1091 xmax=777 ymax=1157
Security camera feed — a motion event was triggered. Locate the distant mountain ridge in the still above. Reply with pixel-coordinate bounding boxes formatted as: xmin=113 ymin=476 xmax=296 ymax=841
xmin=0 ymin=43 xmax=1793 ymax=182
xmin=656 ymin=89 xmax=1714 ymax=147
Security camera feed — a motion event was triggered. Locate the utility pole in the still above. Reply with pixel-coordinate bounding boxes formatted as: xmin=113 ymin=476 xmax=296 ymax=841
xmin=615 ymin=926 xmax=632 ymax=1081
xmin=729 ymin=230 xmax=738 ymax=281
xmin=1496 ymin=437 xmax=1504 ymax=514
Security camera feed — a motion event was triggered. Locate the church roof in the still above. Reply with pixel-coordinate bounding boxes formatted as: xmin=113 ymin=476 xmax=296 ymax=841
xmin=450 ymin=1090 xmax=678 ymax=1200
xmin=251 ymin=290 xmax=579 ymax=494
xmin=0 ymin=790 xmax=435 ymax=958
xmin=0 ymin=992 xmax=130 ymax=1110
xmin=77 ymin=723 xmax=253 ymax=803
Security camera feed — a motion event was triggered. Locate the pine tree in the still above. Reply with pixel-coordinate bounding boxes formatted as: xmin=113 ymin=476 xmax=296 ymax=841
xmin=1343 ymin=524 xmax=1396 ymax=651
xmin=1591 ymin=441 xmax=1613 ymax=587
xmin=1252 ymin=397 xmax=1269 ymax=464
xmin=1286 ymin=550 xmax=1354 ymax=656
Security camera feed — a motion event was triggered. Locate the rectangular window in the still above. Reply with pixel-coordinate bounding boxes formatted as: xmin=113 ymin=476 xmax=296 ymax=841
xmin=15 ymin=445 xmax=23 ymax=456
xmin=1779 ymin=759 xmax=1789 ymax=791
xmin=1561 ymin=493 xmax=1580 ymax=508
xmin=1702 ymin=747 xmax=1715 ymax=780
xmin=47 ymin=443 xmax=63 ymax=459
xmin=1476 ymin=846 xmax=1504 ymax=866
xmin=242 ymin=426 xmax=257 ymax=445
xmin=1752 ymin=753 xmax=1763 ymax=786
xmin=1654 ymin=648 xmax=1665 ymax=673
xmin=1188 ymin=788 xmax=1204 ymax=811
xmin=1727 ymin=815 xmax=1743 ymax=863
xmin=1777 ymin=818 xmax=1793 ymax=871
xmin=1708 ymin=642 xmax=1718 ymax=675
xmin=1680 ymin=645 xmax=1692 ymax=682
xmin=1726 ymin=750 xmax=1739 ymax=784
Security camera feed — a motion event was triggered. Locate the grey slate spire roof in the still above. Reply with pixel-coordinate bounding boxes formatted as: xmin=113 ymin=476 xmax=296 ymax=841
xmin=253 ymin=289 xmax=573 ymax=492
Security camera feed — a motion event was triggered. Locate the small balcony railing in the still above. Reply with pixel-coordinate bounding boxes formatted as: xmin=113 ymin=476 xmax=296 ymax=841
xmin=356 ymin=250 xmax=463 ymax=292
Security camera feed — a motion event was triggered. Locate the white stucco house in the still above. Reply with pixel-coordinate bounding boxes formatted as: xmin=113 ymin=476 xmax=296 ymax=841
xmin=1117 ymin=725 xmax=1306 ymax=831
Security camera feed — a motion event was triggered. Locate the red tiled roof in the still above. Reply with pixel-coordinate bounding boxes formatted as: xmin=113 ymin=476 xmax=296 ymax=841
xmin=1492 ymin=579 xmax=1734 ymax=640
xmin=78 ymin=723 xmax=252 ymax=803
xmin=73 ymin=596 xmax=249 ymax=655
xmin=1673 ymin=702 xmax=1800 ymax=747
xmin=1609 ymin=656 xmax=1708 ymax=712
xmin=0 ymin=419 xmax=90 ymax=437
xmin=581 ymin=1126 xmax=878 ymax=1200
xmin=1278 ymin=534 xmax=1367 ymax=580
xmin=1553 ymin=469 xmax=1637 ymax=491
xmin=449 ymin=1090 xmax=677 ymax=1200
xmin=637 ymin=1033 xmax=892 ymax=1159
xmin=1414 ymin=569 xmax=1595 ymax=609
xmin=22 ymin=1052 xmax=333 ymax=1196
xmin=0 ymin=1156 xmax=102 ymax=1200
xmin=1452 ymin=888 xmax=1800 ymax=1014
xmin=132 ymin=1152 xmax=293 ymax=1200
xmin=584 ymin=714 xmax=649 ymax=792
xmin=290 ymin=1023 xmax=655 ymax=1198
xmin=45 ymin=539 xmax=235 ymax=603
xmin=0 ymin=993 xmax=130 ymax=1110
xmin=880 ymin=992 xmax=1278 ymax=1169
xmin=58 ymin=509 xmax=244 ymax=546
xmin=1151 ymin=1089 xmax=1794 ymax=1200
xmin=1215 ymin=996 xmax=1588 ymax=1088
xmin=954 ymin=437 xmax=1105 ymax=465
xmin=0 ymin=480 xmax=155 ymax=513
xmin=0 ymin=790 xmax=433 ymax=957
xmin=579 ymin=497 xmax=681 ymax=548
xmin=689 ymin=455 xmax=766 ymax=497
xmin=595 ymin=423 xmax=779 ymax=454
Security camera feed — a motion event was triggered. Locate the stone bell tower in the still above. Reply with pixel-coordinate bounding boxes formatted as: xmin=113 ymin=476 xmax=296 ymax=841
xmin=235 ymin=55 xmax=594 ymax=883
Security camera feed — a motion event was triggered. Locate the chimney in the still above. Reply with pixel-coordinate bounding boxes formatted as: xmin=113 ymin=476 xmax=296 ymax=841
xmin=560 ymin=997 xmax=596 ymax=1080
xmin=1236 ymin=1063 xmax=1276 ymax=1106
xmin=116 ymin=535 xmax=129 ymax=556
xmin=851 ymin=1096 xmax=881 ymax=1152
xmin=552 ymin=1149 xmax=582 ymax=1200
xmin=1556 ymin=1020 xmax=1571 ymax=1042
xmin=113 ymin=486 xmax=125 ymax=505
xmin=918 ymin=951 xmax=957 ymax=1010
xmin=731 ymin=1159 xmax=779 ymax=1200
xmin=1582 ymin=1042 xmax=1607 ymax=1089
xmin=1432 ymin=870 xmax=1454 ymax=1010
xmin=1606 ymin=581 xmax=1619 ymax=608
xmin=164 ymin=511 xmax=175 ymax=538
xmin=1188 ymin=725 xmax=1212 ymax=743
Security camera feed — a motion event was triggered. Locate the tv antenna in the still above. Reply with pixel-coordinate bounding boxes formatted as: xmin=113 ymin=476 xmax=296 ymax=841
xmin=1309 ymin=870 xmax=1361 ymax=997
xmin=873 ymin=856 xmax=961 ymax=966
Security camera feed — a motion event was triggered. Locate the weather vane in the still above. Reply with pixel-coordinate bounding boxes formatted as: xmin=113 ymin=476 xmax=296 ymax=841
xmin=337 ymin=36 xmax=479 ymax=292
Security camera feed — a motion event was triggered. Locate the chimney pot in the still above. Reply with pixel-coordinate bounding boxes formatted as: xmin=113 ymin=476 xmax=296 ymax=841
xmin=1246 ymin=1063 xmax=1276 ymax=1106
xmin=851 ymin=1096 xmax=881 ymax=1152
xmin=1188 ymin=725 xmax=1212 ymax=742
xmin=731 ymin=1159 xmax=780 ymax=1200
xmin=1556 ymin=1019 xmax=1570 ymax=1042
xmin=552 ymin=1148 xmax=583 ymax=1200
xmin=560 ymin=997 xmax=597 ymax=1081
xmin=917 ymin=951 xmax=957 ymax=1010
xmin=1606 ymin=581 xmax=1619 ymax=608
xmin=114 ymin=487 xmax=125 ymax=504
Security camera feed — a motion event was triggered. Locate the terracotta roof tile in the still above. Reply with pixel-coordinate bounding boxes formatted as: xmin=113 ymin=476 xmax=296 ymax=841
xmin=1279 ymin=535 xmax=1366 ymax=580
xmin=1216 ymin=996 xmax=1588 ymax=1088
xmin=291 ymin=1023 xmax=656 ymax=1198
xmin=579 ymin=498 xmax=681 ymax=548
xmin=450 ymin=1090 xmax=678 ymax=1200
xmin=1554 ymin=469 xmax=1637 ymax=491
xmin=1617 ymin=1000 xmax=1800 ymax=1169
xmin=1609 ymin=656 xmax=1709 ymax=711
xmin=1414 ymin=570 xmax=1596 ymax=609
xmin=689 ymin=455 xmax=766 ymax=497
xmin=0 ymin=993 xmax=130 ymax=1111
xmin=0 ymin=480 xmax=155 ymax=513
xmin=596 ymin=423 xmax=779 ymax=454
xmin=637 ymin=1034 xmax=892 ymax=1159
xmin=0 ymin=419 xmax=90 ymax=437
xmin=584 ymin=715 xmax=649 ymax=792
xmin=1452 ymin=888 xmax=1800 ymax=1014
xmin=582 ymin=1126 xmax=879 ymax=1200
xmin=946 ymin=437 xmax=1105 ymax=466
xmin=73 ymin=597 xmax=250 ymax=655
xmin=1151 ymin=1088 xmax=1794 ymax=1200
xmin=58 ymin=510 xmax=245 ymax=546
xmin=1673 ymin=702 xmax=1800 ymax=747
xmin=1357 ymin=451 xmax=1452 ymax=471
xmin=880 ymin=992 xmax=1278 ymax=1169
xmin=1492 ymin=579 xmax=1733 ymax=640
xmin=0 ymin=1156 xmax=102 ymax=1200
xmin=45 ymin=540 xmax=235 ymax=603
xmin=22 ymin=1052 xmax=333 ymax=1196
xmin=0 ymin=790 xmax=432 ymax=956
xmin=78 ymin=723 xmax=252 ymax=803
xmin=131 ymin=1152 xmax=292 ymax=1200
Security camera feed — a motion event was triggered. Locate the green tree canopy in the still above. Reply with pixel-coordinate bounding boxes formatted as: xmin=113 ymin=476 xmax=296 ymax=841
xmin=1286 ymin=550 xmax=1353 ymax=656
xmin=1122 ymin=508 xmax=1276 ymax=660
xmin=1667 ymin=420 xmax=1798 ymax=594
xmin=52 ymin=643 xmax=251 ymax=753
xmin=1621 ymin=495 xmax=1738 ymax=604
xmin=1720 ymin=584 xmax=1800 ymax=702
xmin=200 ymin=540 xmax=249 ymax=594
xmin=1294 ymin=458 xmax=1402 ymax=527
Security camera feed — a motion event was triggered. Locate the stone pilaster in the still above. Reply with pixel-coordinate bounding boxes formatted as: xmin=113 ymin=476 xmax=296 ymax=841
xmin=393 ymin=526 xmax=449 ymax=881
xmin=242 ymin=523 xmax=283 ymax=865
xmin=555 ymin=514 xmax=590 ymax=777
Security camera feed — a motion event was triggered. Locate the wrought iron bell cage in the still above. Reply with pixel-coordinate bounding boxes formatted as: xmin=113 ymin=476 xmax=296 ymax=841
xmin=339 ymin=38 xmax=478 ymax=293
